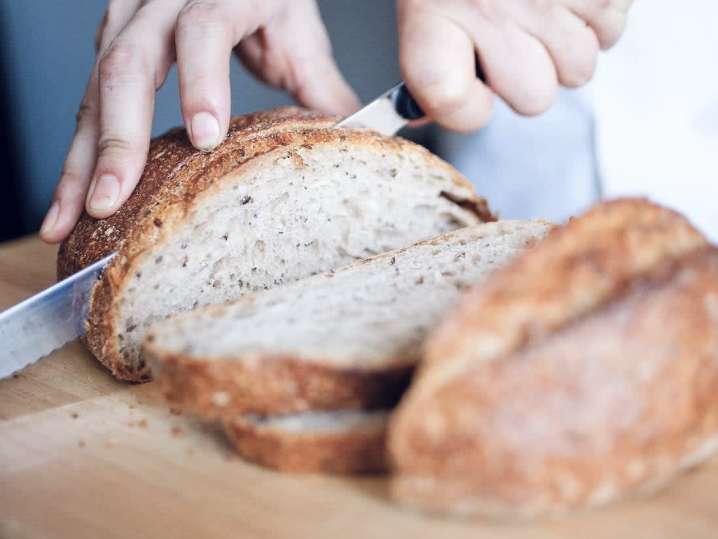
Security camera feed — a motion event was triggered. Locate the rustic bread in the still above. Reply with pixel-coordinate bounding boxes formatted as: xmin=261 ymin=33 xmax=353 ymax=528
xmin=145 ymin=220 xmax=552 ymax=416
xmin=389 ymin=199 xmax=718 ymax=518
xmin=58 ymin=107 xmax=494 ymax=382
xmin=223 ymin=410 xmax=390 ymax=474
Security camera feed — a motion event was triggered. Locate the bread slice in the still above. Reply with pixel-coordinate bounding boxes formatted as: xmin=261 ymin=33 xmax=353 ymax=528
xmin=389 ymin=198 xmax=718 ymax=518
xmin=58 ymin=107 xmax=494 ymax=382
xmin=223 ymin=410 xmax=389 ymax=474
xmin=145 ymin=220 xmax=552 ymax=416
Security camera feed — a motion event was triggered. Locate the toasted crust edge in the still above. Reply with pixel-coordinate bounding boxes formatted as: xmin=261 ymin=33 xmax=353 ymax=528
xmin=223 ymin=414 xmax=388 ymax=474
xmin=145 ymin=348 xmax=412 ymax=417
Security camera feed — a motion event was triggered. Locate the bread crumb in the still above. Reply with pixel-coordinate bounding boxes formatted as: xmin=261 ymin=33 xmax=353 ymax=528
xmin=169 ymin=408 xmax=183 ymax=416
xmin=138 ymin=418 xmax=149 ymax=428
xmin=71 ymin=413 xmax=79 ymax=419
xmin=211 ymin=391 xmax=230 ymax=407
xmin=78 ymin=440 xmax=86 ymax=448
xmin=171 ymin=426 xmax=184 ymax=437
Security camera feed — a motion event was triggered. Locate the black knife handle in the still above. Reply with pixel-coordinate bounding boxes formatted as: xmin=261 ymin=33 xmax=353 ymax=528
xmin=392 ymin=56 xmax=487 ymax=121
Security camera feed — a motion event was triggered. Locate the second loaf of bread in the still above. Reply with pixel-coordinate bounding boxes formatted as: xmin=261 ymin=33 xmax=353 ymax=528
xmin=390 ymin=198 xmax=718 ymax=518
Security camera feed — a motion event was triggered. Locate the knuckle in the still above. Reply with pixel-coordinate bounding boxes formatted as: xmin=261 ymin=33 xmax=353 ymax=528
xmin=470 ymin=0 xmax=505 ymax=25
xmin=450 ymin=100 xmax=494 ymax=133
xmin=420 ymin=81 xmax=470 ymax=116
xmin=58 ymin=167 xmax=84 ymax=188
xmin=98 ymin=41 xmax=146 ymax=85
xmin=75 ymin=101 xmax=96 ymax=126
xmin=597 ymin=21 xmax=625 ymax=49
xmin=558 ymin=34 xmax=599 ymax=87
xmin=515 ymin=83 xmax=557 ymax=116
xmin=104 ymin=0 xmax=128 ymax=30
xmin=563 ymin=58 xmax=596 ymax=87
xmin=529 ymin=0 xmax=554 ymax=15
xmin=57 ymin=169 xmax=87 ymax=198
xmin=177 ymin=0 xmax=222 ymax=32
xmin=97 ymin=136 xmax=135 ymax=157
xmin=592 ymin=0 xmax=614 ymax=10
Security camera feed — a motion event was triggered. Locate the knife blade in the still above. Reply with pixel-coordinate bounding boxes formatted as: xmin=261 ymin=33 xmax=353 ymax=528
xmin=0 ymin=253 xmax=114 ymax=378
xmin=335 ymin=81 xmax=425 ymax=135
xmin=338 ymin=59 xmax=485 ymax=135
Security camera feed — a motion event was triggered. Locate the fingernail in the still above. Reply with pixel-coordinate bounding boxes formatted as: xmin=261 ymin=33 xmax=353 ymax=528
xmin=40 ymin=200 xmax=60 ymax=237
xmin=191 ymin=112 xmax=221 ymax=150
xmin=89 ymin=174 xmax=120 ymax=214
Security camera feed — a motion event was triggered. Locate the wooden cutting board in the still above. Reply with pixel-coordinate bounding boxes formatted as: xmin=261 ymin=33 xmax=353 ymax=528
xmin=1 ymin=236 xmax=717 ymax=539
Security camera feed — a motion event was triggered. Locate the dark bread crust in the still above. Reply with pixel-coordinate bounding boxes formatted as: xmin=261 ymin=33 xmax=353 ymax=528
xmin=223 ymin=415 xmax=387 ymax=474
xmin=58 ymin=107 xmax=491 ymax=382
xmin=389 ymin=199 xmax=718 ymax=517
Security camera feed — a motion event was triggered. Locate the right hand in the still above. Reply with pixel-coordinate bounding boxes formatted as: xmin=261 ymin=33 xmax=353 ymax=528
xmin=40 ymin=0 xmax=359 ymax=244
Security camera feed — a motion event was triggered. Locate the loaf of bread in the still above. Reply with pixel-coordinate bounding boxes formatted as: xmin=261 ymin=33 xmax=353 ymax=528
xmin=145 ymin=221 xmax=551 ymax=418
xmin=58 ymin=108 xmax=493 ymax=382
xmin=389 ymin=199 xmax=718 ymax=518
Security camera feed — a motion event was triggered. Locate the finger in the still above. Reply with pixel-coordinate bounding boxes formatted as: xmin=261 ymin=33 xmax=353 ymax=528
xmin=235 ymin=0 xmax=359 ymax=115
xmin=455 ymin=5 xmax=559 ymax=117
xmin=41 ymin=70 xmax=101 ymax=243
xmin=42 ymin=1 xmax=141 ymax=242
xmin=398 ymin=6 xmax=493 ymax=132
xmin=175 ymin=0 xmax=247 ymax=150
xmin=562 ymin=0 xmax=629 ymax=49
xmin=505 ymin=4 xmax=599 ymax=87
xmin=95 ymin=0 xmax=142 ymax=53
xmin=88 ymin=2 xmax=177 ymax=218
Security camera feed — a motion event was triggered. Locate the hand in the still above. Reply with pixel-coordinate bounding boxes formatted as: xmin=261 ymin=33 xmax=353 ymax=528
xmin=40 ymin=0 xmax=358 ymax=243
xmin=397 ymin=0 xmax=632 ymax=131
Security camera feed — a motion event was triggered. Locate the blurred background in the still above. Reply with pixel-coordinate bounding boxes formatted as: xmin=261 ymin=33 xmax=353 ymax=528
xmin=1 ymin=0 xmax=716 ymax=243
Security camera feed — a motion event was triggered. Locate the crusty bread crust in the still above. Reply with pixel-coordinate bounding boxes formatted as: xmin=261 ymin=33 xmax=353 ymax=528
xmin=223 ymin=414 xmax=387 ymax=474
xmin=150 ymin=350 xmax=410 ymax=417
xmin=419 ymin=198 xmax=708 ymax=387
xmin=58 ymin=108 xmax=492 ymax=382
xmin=389 ymin=199 xmax=718 ymax=518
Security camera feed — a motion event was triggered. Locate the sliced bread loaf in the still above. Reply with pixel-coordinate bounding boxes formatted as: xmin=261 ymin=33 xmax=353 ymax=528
xmin=389 ymin=199 xmax=718 ymax=518
xmin=145 ymin=220 xmax=552 ymax=416
xmin=223 ymin=410 xmax=389 ymax=474
xmin=58 ymin=107 xmax=494 ymax=382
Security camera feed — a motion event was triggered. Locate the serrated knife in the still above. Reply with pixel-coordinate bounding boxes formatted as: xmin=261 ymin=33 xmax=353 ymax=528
xmin=0 ymin=78 xmax=461 ymax=378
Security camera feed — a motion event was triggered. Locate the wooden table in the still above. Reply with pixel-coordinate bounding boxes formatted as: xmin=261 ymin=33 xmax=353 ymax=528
xmin=1 ymin=236 xmax=717 ymax=539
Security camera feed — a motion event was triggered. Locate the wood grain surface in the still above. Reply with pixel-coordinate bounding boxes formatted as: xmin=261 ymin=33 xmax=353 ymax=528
xmin=1 ymin=236 xmax=716 ymax=539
